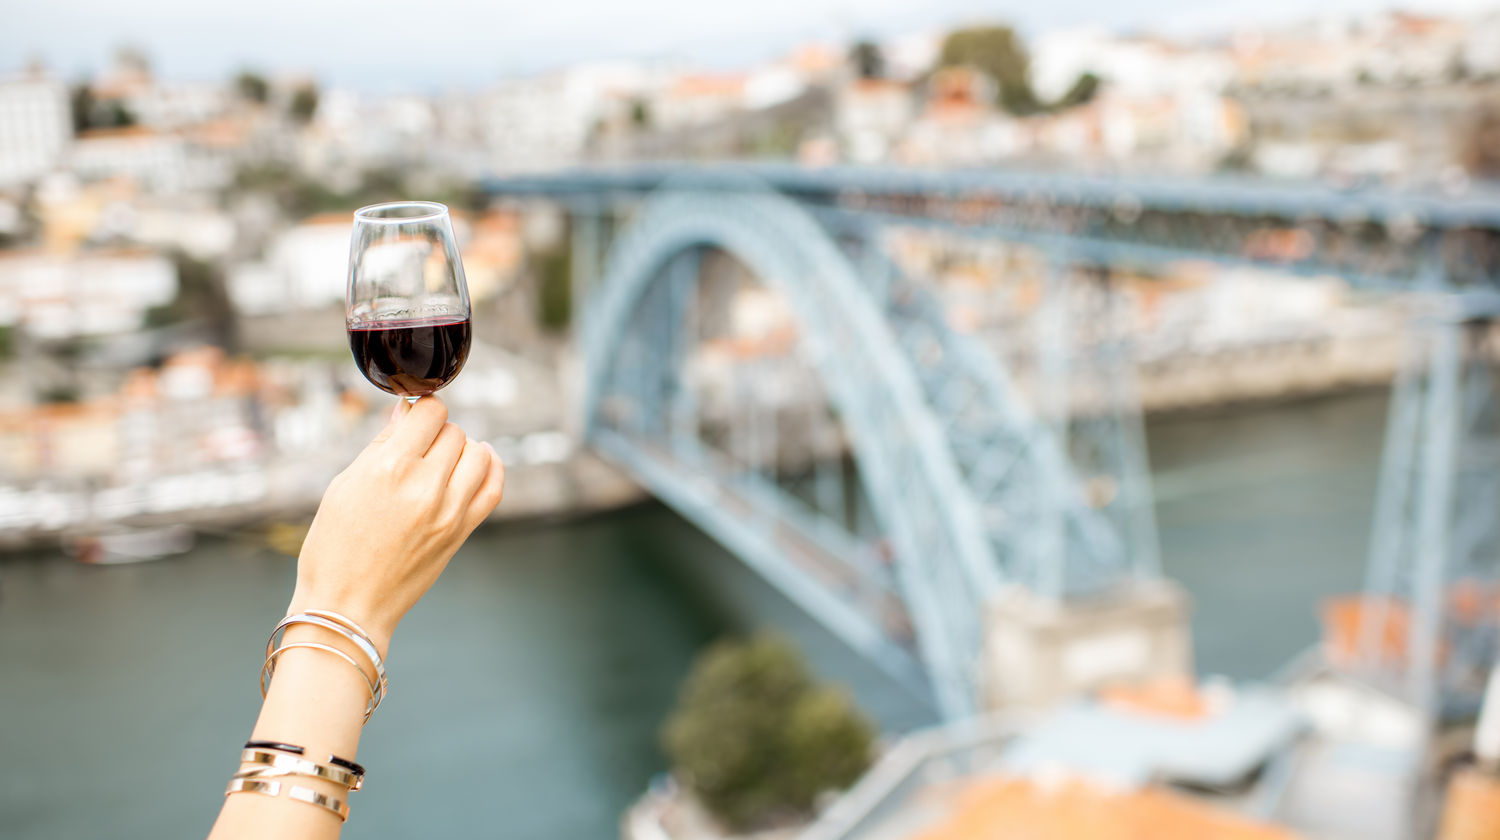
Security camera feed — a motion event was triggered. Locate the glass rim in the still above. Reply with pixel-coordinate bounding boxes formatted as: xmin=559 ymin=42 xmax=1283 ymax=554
xmin=353 ymin=200 xmax=449 ymax=224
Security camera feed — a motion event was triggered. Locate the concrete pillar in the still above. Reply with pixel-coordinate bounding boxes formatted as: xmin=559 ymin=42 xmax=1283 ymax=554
xmin=981 ymin=580 xmax=1193 ymax=713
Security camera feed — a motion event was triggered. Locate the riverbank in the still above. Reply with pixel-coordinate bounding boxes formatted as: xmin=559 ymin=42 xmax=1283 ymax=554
xmin=1137 ymin=330 xmax=1402 ymax=413
xmin=0 ymin=449 xmax=647 ymax=551
xmin=0 ymin=321 xmax=1405 ymax=551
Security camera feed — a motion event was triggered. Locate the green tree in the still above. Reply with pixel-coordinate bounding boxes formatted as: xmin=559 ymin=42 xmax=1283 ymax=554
xmin=235 ymin=71 xmax=270 ymax=104
xmin=105 ymin=100 xmax=136 ymax=127
xmin=145 ymin=252 xmax=238 ymax=349
xmin=69 ymin=84 xmax=95 ymax=134
xmin=629 ymin=98 xmax=651 ymax=128
xmin=1054 ymin=71 xmax=1101 ymax=110
xmin=937 ymin=25 xmax=1040 ymax=115
xmin=850 ymin=39 xmax=886 ymax=80
xmin=662 ymin=635 xmax=875 ymax=831
xmin=70 ymin=84 xmax=136 ymax=132
xmin=533 ymin=241 xmax=572 ymax=332
xmin=289 ymin=83 xmax=319 ymax=123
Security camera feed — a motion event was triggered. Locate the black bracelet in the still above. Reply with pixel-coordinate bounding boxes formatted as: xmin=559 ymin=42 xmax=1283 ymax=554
xmin=243 ymin=740 xmax=367 ymax=778
xmin=245 ymin=740 xmax=303 ymax=755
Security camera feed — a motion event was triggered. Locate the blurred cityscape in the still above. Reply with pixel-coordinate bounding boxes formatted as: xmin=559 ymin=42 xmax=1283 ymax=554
xmin=4 ymin=4 xmax=1500 ymax=840
xmin=2 ymin=9 xmax=1492 ymax=539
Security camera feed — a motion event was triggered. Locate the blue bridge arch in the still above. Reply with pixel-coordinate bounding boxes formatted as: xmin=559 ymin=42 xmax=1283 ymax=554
xmin=577 ymin=183 xmax=1151 ymax=717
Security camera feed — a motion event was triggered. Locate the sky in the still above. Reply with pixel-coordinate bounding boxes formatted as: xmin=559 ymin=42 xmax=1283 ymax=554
xmin=4 ymin=0 xmax=1497 ymax=92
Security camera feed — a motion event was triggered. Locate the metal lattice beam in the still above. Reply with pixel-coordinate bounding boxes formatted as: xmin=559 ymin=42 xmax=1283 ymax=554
xmin=579 ymin=185 xmax=1013 ymax=717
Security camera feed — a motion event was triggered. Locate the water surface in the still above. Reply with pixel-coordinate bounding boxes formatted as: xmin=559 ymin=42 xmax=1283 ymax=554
xmin=0 ymin=389 xmax=1388 ymax=839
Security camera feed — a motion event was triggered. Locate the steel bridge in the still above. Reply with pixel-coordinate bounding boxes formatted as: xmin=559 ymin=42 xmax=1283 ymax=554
xmin=485 ymin=165 xmax=1500 ymax=721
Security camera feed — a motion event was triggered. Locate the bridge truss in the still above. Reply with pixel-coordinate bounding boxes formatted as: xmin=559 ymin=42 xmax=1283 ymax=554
xmin=489 ymin=166 xmax=1500 ymax=721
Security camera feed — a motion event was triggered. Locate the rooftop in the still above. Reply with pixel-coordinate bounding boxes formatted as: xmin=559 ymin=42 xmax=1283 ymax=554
xmin=907 ymin=776 xmax=1297 ymax=840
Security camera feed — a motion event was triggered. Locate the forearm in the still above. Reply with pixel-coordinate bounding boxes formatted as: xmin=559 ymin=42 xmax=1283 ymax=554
xmin=208 ymin=624 xmax=379 ymax=840
xmin=205 ymin=397 xmax=502 ymax=837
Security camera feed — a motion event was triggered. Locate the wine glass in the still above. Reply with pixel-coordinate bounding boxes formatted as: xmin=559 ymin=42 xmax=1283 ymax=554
xmin=347 ymin=201 xmax=472 ymax=403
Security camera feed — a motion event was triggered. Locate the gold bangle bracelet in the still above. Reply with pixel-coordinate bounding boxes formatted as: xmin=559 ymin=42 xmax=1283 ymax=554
xmin=225 ymin=777 xmax=349 ymax=822
xmin=259 ymin=642 xmax=378 ymax=724
xmin=238 ymin=749 xmax=363 ymax=791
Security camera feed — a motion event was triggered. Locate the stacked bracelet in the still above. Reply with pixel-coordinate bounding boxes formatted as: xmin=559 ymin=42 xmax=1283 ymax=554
xmin=232 ymin=611 xmax=388 ymax=824
xmin=225 ymin=741 xmax=364 ymax=822
xmin=244 ymin=740 xmax=366 ymax=777
xmin=239 ymin=748 xmax=364 ymax=790
xmin=262 ymin=610 xmax=389 ymax=723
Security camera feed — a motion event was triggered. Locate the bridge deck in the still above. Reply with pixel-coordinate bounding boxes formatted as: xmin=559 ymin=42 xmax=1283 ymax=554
xmin=594 ymin=428 xmax=927 ymax=694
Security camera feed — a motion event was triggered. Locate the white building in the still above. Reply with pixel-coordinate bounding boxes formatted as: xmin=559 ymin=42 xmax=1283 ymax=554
xmin=481 ymin=63 xmax=659 ymax=172
xmin=1033 ymin=28 xmax=1235 ymax=103
xmin=0 ymin=250 xmax=177 ymax=338
xmin=835 ymin=79 xmax=915 ymax=163
xmin=127 ymin=82 xmax=231 ymax=129
xmin=306 ymin=90 xmax=439 ymax=173
xmin=69 ymin=126 xmax=233 ymax=194
xmin=229 ymin=216 xmax=350 ymax=314
xmin=128 ymin=205 xmax=237 ymax=260
xmin=0 ymin=74 xmax=72 ymax=186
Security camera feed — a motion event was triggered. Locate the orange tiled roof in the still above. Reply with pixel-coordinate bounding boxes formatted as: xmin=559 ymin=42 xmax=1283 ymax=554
xmin=852 ymin=78 xmax=911 ymax=95
xmin=788 ymin=43 xmax=840 ymax=74
xmin=1321 ymin=595 xmax=1415 ymax=667
xmin=1101 ymin=677 xmax=1212 ymax=721
xmin=77 ymin=125 xmax=158 ymax=141
xmin=298 ymin=212 xmax=356 ymax=227
xmin=669 ymin=74 xmax=746 ymax=99
xmin=908 ymin=776 xmax=1298 ymax=840
xmin=180 ymin=118 xmax=249 ymax=147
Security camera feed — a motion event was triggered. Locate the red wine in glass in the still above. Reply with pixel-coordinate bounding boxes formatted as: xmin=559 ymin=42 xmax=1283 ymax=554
xmin=349 ymin=316 xmax=472 ymax=398
xmin=347 ymin=201 xmax=472 ymax=401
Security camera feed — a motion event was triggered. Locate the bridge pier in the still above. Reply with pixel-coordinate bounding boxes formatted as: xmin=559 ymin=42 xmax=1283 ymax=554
xmin=981 ymin=581 xmax=1193 ymax=713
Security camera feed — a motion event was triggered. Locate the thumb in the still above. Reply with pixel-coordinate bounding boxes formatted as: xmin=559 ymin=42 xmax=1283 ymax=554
xmin=368 ymin=399 xmax=413 ymax=446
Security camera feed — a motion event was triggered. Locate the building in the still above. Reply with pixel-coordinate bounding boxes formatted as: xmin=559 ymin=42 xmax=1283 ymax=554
xmin=480 ymin=63 xmax=659 ymax=172
xmin=653 ymin=74 xmax=748 ymax=132
xmin=0 ymin=73 xmax=72 ymax=186
xmin=834 ymin=79 xmax=915 ymax=163
xmin=1225 ymin=10 xmax=1500 ymax=180
xmin=0 ymin=248 xmax=177 ymax=339
xmin=900 ymin=67 xmax=1023 ymax=166
xmin=127 ymin=82 xmax=231 ymax=130
xmin=229 ymin=214 xmax=350 ymax=314
xmin=68 ymin=125 xmax=233 ymax=194
xmin=1026 ymin=29 xmax=1242 ymax=171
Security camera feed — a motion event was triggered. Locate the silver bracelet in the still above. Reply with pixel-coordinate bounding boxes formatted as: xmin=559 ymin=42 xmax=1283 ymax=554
xmin=267 ymin=612 xmax=388 ymax=714
xmin=259 ymin=642 xmax=379 ymax=723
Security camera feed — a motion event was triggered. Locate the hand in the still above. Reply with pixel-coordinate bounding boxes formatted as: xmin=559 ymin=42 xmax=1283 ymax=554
xmin=286 ymin=397 xmax=505 ymax=653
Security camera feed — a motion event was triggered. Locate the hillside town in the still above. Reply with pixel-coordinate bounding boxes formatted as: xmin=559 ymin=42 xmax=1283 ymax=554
xmin=0 ymin=9 xmax=1493 ymax=540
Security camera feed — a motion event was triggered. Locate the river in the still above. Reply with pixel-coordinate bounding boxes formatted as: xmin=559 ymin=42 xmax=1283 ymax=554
xmin=0 ymin=389 xmax=1386 ymax=839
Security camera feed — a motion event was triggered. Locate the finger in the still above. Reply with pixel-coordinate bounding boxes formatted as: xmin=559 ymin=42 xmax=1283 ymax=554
xmin=424 ymin=423 xmax=466 ymax=471
xmin=462 ymin=444 xmax=506 ymax=529
xmin=446 ymin=438 xmax=490 ymax=507
xmin=385 ymin=397 xmax=448 ymax=456
xmin=366 ymin=399 xmax=414 ymax=447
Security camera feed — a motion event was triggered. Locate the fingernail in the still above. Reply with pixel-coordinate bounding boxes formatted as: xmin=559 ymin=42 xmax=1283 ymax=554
xmin=483 ymin=441 xmax=497 ymax=458
xmin=389 ymin=402 xmax=404 ymax=423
